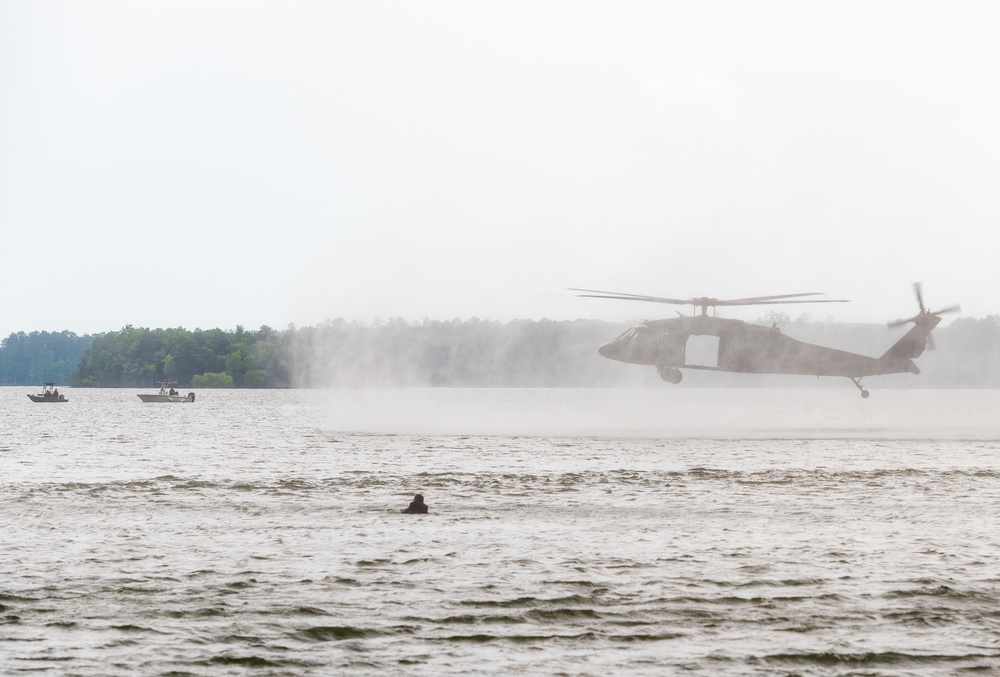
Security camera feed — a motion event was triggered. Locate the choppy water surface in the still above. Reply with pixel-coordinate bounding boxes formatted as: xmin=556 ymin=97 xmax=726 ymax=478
xmin=2 ymin=387 xmax=1000 ymax=675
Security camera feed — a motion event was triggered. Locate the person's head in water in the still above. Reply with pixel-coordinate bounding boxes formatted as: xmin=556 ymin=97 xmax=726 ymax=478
xmin=403 ymin=493 xmax=428 ymax=514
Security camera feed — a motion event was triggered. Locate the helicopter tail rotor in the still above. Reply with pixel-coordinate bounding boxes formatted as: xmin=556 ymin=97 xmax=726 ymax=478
xmin=887 ymin=282 xmax=961 ymax=329
xmin=879 ymin=283 xmax=959 ymax=362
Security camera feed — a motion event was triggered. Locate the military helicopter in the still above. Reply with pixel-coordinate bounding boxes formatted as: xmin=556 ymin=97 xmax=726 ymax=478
xmin=573 ymin=283 xmax=959 ymax=398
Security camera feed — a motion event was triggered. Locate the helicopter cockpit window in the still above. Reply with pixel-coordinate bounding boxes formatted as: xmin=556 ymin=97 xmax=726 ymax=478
xmin=614 ymin=328 xmax=640 ymax=342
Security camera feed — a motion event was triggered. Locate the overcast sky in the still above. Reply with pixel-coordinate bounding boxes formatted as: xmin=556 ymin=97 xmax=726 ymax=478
xmin=1 ymin=1 xmax=997 ymax=337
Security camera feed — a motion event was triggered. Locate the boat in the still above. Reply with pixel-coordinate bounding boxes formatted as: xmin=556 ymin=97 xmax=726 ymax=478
xmin=28 ymin=382 xmax=69 ymax=402
xmin=137 ymin=382 xmax=195 ymax=403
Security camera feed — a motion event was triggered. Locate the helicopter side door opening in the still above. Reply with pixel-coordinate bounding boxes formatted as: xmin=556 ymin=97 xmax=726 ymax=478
xmin=684 ymin=334 xmax=719 ymax=368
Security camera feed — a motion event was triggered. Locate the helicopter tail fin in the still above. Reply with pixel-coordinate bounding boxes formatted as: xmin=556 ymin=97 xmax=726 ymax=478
xmin=877 ymin=284 xmax=961 ymax=375
xmin=878 ymin=312 xmax=941 ymax=373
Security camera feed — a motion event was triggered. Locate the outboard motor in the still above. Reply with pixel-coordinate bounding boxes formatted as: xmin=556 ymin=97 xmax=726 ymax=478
xmin=188 ymin=392 xmax=196 ymax=402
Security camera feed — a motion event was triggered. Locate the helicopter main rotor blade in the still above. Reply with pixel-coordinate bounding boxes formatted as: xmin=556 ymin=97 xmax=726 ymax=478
xmin=719 ymin=292 xmax=827 ymax=305
xmin=569 ymin=289 xmax=695 ymax=305
xmin=723 ymin=297 xmax=849 ymax=306
xmin=571 ymin=289 xmax=849 ymax=308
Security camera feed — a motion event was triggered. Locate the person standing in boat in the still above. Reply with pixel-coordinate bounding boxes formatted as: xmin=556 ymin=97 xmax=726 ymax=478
xmin=402 ymin=494 xmax=428 ymax=514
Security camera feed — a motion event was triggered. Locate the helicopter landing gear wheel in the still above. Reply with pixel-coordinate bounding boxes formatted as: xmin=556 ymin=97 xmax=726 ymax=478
xmin=850 ymin=377 xmax=870 ymax=399
xmin=658 ymin=367 xmax=682 ymax=384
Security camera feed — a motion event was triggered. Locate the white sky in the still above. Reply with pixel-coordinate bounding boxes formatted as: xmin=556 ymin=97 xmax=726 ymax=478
xmin=2 ymin=1 xmax=998 ymax=336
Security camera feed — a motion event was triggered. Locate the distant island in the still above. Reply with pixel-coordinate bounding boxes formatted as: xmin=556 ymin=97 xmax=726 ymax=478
xmin=1 ymin=315 xmax=998 ymax=388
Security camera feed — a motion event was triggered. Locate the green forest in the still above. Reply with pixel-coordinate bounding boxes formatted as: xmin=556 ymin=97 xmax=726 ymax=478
xmin=0 ymin=331 xmax=93 ymax=386
xmin=70 ymin=325 xmax=287 ymax=388
xmin=1 ymin=315 xmax=999 ymax=388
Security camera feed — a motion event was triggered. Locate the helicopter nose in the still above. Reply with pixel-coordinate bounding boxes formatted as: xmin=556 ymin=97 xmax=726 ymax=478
xmin=598 ymin=341 xmax=614 ymax=358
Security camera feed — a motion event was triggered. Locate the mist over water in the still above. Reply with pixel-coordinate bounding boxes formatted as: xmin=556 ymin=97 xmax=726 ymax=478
xmin=323 ymin=387 xmax=1000 ymax=439
xmin=2 ymin=387 xmax=999 ymax=675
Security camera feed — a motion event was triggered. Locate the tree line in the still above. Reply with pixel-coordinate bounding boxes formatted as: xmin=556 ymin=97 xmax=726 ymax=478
xmin=70 ymin=325 xmax=289 ymax=388
xmin=0 ymin=331 xmax=93 ymax=386
xmin=0 ymin=316 xmax=998 ymax=388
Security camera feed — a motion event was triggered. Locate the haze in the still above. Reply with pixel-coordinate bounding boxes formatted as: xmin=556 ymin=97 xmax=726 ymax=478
xmin=321 ymin=388 xmax=1000 ymax=439
xmin=2 ymin=2 xmax=996 ymax=338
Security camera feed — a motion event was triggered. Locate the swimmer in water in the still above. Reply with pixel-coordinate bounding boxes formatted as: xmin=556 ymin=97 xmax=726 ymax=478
xmin=402 ymin=493 xmax=428 ymax=514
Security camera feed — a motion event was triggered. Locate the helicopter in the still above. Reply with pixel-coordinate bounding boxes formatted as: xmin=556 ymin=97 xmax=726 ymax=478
xmin=573 ymin=283 xmax=959 ymax=398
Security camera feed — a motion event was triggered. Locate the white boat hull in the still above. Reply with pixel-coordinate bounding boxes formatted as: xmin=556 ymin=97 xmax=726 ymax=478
xmin=137 ymin=394 xmax=194 ymax=403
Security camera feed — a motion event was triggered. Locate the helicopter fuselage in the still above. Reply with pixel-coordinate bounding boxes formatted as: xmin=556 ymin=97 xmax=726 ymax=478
xmin=598 ymin=314 xmax=928 ymax=379
xmin=577 ymin=284 xmax=952 ymax=397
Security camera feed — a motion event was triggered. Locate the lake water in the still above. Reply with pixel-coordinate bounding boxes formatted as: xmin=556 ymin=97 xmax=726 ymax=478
xmin=2 ymin=387 xmax=1000 ymax=675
